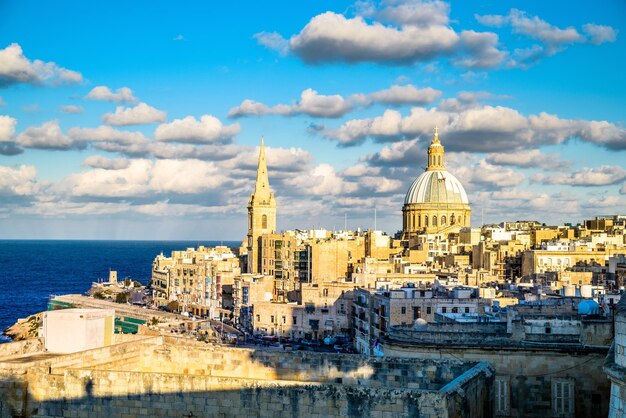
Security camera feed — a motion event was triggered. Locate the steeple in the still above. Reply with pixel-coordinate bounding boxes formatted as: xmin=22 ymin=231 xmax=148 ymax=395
xmin=426 ymin=126 xmax=445 ymax=171
xmin=254 ymin=136 xmax=271 ymax=198
xmin=246 ymin=136 xmax=276 ymax=274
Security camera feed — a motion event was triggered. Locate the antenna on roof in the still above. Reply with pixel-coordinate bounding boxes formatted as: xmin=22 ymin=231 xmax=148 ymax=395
xmin=374 ymin=207 xmax=377 ymax=231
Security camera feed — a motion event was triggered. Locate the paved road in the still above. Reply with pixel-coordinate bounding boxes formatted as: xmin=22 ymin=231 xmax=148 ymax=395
xmin=208 ymin=319 xmax=242 ymax=336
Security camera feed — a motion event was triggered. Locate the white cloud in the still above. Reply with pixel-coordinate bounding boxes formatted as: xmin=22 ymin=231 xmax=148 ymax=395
xmin=154 ymin=115 xmax=240 ymax=144
xmin=532 ymin=165 xmax=626 ymax=186
xmin=369 ymin=85 xmax=441 ymax=105
xmin=173 ymin=34 xmax=185 ymax=42
xmin=0 ymin=165 xmax=38 ymax=196
xmin=370 ymin=0 xmax=450 ymax=26
xmin=68 ymin=125 xmax=149 ymax=145
xmin=82 ymin=156 xmax=131 ymax=170
xmin=620 ymin=184 xmax=626 ymax=195
xmin=253 ymin=32 xmax=289 ymax=56
xmin=0 ymin=43 xmax=83 ymax=87
xmin=582 ymin=23 xmax=618 ymax=45
xmin=61 ymin=105 xmax=84 ymax=114
xmin=102 ymin=102 xmax=166 ymax=126
xmin=86 ymin=86 xmax=138 ymax=103
xmin=485 ymin=149 xmax=570 ymax=170
xmin=15 ymin=120 xmax=74 ymax=149
xmin=289 ymin=12 xmax=459 ymax=64
xmin=230 ymin=85 xmax=441 ymax=119
xmin=476 ymin=9 xmax=617 ymax=68
xmin=57 ymin=159 xmax=229 ymax=198
xmin=284 ymin=163 xmax=358 ymax=196
xmin=454 ymin=30 xmax=507 ymax=69
xmin=0 ymin=115 xmax=17 ymax=141
xmin=318 ymin=104 xmax=626 ymax=151
xmin=229 ymin=88 xmax=352 ymax=118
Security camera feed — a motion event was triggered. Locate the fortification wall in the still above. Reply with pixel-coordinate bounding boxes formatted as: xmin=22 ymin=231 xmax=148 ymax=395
xmin=0 ymin=337 xmax=494 ymax=418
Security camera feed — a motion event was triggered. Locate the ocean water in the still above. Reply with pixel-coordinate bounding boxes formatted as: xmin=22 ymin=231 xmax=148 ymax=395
xmin=0 ymin=240 xmax=239 ymax=343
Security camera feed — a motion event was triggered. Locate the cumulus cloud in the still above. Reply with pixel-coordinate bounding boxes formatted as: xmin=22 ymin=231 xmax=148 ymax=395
xmin=317 ymin=104 xmax=626 ymax=151
xmin=289 ymin=11 xmax=459 ymax=64
xmin=230 ymin=85 xmax=441 ymax=119
xmin=583 ymin=23 xmax=618 ymax=45
xmin=229 ymin=88 xmax=352 ymax=118
xmin=476 ymin=9 xmax=617 ymax=68
xmin=485 ymin=149 xmax=570 ymax=170
xmin=0 ymin=43 xmax=83 ymax=87
xmin=15 ymin=120 xmax=74 ymax=150
xmin=283 ymin=163 xmax=358 ymax=196
xmin=532 ymin=165 xmax=626 ymax=186
xmin=369 ymin=85 xmax=441 ymax=105
xmin=454 ymin=30 xmax=507 ymax=69
xmin=0 ymin=165 xmax=39 ymax=196
xmin=102 ymin=102 xmax=166 ymax=126
xmin=0 ymin=115 xmax=17 ymax=141
xmin=455 ymin=160 xmax=524 ymax=189
xmin=57 ymin=159 xmax=230 ymax=198
xmin=61 ymin=105 xmax=83 ymax=114
xmin=154 ymin=115 xmax=240 ymax=144
xmin=82 ymin=156 xmax=131 ymax=170
xmin=253 ymin=32 xmax=289 ymax=56
xmin=86 ymin=86 xmax=138 ymax=103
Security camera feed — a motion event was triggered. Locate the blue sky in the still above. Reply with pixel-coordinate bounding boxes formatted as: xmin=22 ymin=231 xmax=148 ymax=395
xmin=0 ymin=0 xmax=624 ymax=239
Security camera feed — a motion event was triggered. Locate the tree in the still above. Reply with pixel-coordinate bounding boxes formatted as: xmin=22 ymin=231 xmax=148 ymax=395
xmin=116 ymin=292 xmax=130 ymax=304
xmin=93 ymin=292 xmax=106 ymax=300
xmin=167 ymin=301 xmax=179 ymax=312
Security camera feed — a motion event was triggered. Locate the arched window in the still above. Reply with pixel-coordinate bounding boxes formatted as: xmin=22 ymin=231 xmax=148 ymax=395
xmin=451 ymin=214 xmax=455 ymax=224
xmin=424 ymin=216 xmax=429 ymax=227
xmin=433 ymin=216 xmax=437 ymax=226
xmin=412 ymin=214 xmax=415 ymax=228
xmin=441 ymin=216 xmax=447 ymax=225
xmin=418 ymin=214 xmax=421 ymax=227
xmin=262 ymin=214 xmax=267 ymax=229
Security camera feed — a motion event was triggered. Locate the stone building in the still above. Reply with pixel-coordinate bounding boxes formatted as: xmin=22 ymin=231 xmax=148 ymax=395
xmin=353 ymin=285 xmax=491 ymax=355
xmin=605 ymin=296 xmax=626 ymax=417
xmin=402 ymin=128 xmax=471 ymax=238
xmin=246 ymin=137 xmax=277 ymax=274
xmin=384 ymin=307 xmax=613 ymax=417
xmin=150 ymin=245 xmax=240 ymax=316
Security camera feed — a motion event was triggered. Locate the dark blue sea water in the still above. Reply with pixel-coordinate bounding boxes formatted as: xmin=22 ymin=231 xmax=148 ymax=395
xmin=0 ymin=240 xmax=239 ymax=343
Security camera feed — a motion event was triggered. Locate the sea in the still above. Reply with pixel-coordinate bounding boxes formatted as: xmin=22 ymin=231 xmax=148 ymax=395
xmin=0 ymin=240 xmax=239 ymax=343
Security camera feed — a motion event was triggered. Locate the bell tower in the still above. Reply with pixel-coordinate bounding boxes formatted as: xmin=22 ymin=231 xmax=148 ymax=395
xmin=246 ymin=137 xmax=276 ymax=273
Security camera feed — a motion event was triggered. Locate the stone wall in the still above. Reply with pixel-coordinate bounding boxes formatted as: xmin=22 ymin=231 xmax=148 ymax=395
xmin=0 ymin=336 xmax=494 ymax=418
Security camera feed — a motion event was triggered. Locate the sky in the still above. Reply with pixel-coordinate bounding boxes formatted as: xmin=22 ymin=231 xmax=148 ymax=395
xmin=0 ymin=0 xmax=625 ymax=240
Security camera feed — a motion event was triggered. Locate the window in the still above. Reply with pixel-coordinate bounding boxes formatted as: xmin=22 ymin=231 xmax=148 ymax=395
xmin=552 ymin=379 xmax=574 ymax=417
xmin=256 ymin=314 xmax=260 ymax=322
xmin=401 ymin=307 xmax=406 ymax=314
xmin=465 ymin=307 xmax=470 ymax=313
xmin=323 ymin=288 xmax=329 ymax=297
xmin=424 ymin=216 xmax=429 ymax=227
xmin=270 ymin=315 xmax=275 ymax=323
xmin=262 ymin=214 xmax=267 ymax=229
xmin=427 ymin=306 xmax=432 ymax=315
xmin=441 ymin=215 xmax=446 ymax=225
xmin=452 ymin=307 xmax=458 ymax=313
xmin=282 ymin=316 xmax=286 ymax=324
xmin=433 ymin=216 xmax=438 ymax=226
xmin=442 ymin=307 xmax=447 ymax=313
xmin=293 ymin=316 xmax=297 ymax=325
xmin=495 ymin=378 xmax=510 ymax=416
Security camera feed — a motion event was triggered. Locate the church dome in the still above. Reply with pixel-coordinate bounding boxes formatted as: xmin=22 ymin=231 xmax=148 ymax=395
xmin=404 ymin=170 xmax=469 ymax=205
